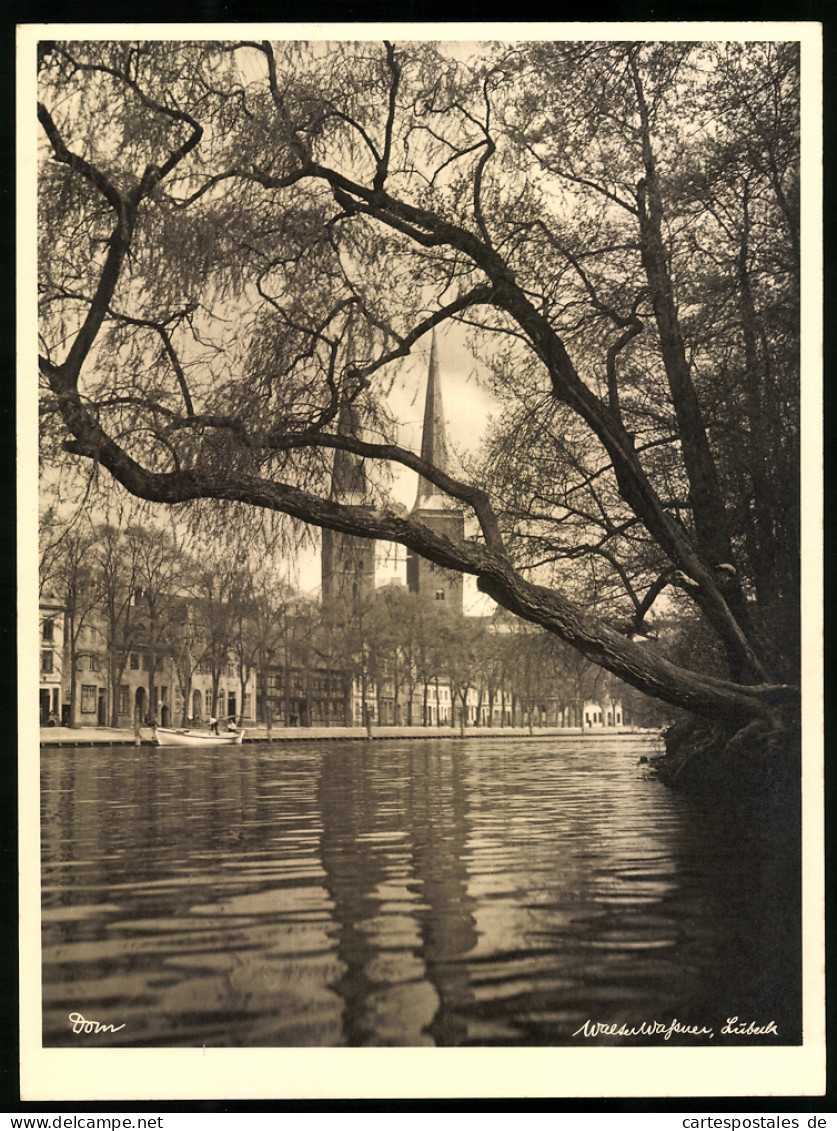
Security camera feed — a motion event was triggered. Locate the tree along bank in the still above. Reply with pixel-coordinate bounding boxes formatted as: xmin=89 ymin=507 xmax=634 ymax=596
xmin=653 ymin=716 xmax=801 ymax=822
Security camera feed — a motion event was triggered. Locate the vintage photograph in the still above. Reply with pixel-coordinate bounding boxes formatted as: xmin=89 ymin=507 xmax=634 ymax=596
xmin=22 ymin=24 xmax=823 ymax=1098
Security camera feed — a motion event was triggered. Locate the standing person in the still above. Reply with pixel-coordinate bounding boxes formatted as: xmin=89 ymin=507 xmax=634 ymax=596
xmin=209 ymin=713 xmax=219 ymax=735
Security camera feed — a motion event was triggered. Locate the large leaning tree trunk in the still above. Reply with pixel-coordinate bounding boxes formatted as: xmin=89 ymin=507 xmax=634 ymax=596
xmin=35 ymin=39 xmax=801 ymax=745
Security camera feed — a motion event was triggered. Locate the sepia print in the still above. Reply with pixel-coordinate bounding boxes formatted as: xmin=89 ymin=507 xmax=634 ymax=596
xmin=21 ymin=23 xmax=823 ymax=1099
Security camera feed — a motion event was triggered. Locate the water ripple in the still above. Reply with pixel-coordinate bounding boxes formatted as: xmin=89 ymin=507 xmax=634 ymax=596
xmin=41 ymin=736 xmax=799 ymax=1046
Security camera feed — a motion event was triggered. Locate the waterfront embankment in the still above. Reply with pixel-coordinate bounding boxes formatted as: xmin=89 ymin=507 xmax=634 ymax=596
xmin=40 ymin=723 xmax=660 ymax=748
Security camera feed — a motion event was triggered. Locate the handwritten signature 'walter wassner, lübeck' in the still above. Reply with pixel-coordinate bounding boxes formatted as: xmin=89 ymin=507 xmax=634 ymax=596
xmin=573 ymin=1017 xmax=779 ymax=1040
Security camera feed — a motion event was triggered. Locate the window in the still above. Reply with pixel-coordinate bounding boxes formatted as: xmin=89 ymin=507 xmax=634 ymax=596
xmin=142 ymin=654 xmax=151 ymax=671
xmin=42 ymin=618 xmax=54 ymax=643
xmin=435 ymin=589 xmax=445 ymax=601
xmin=130 ymin=653 xmax=139 ymax=670
xmin=81 ymin=685 xmax=96 ymax=714
xmin=41 ymin=650 xmax=53 ymax=674
xmin=88 ymin=655 xmax=99 ymax=672
xmin=205 ymin=689 xmax=213 ymax=716
xmin=119 ymin=685 xmax=129 ymax=715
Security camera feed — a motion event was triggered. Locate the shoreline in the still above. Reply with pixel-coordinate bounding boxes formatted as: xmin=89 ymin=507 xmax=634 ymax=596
xmin=39 ymin=723 xmax=663 ymax=748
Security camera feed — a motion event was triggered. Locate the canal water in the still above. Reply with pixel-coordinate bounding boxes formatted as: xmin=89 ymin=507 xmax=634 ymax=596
xmin=40 ymin=736 xmax=801 ymax=1047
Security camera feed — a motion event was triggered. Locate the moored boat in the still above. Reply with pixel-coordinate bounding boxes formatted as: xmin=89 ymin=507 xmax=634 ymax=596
xmin=154 ymin=726 xmax=245 ymax=746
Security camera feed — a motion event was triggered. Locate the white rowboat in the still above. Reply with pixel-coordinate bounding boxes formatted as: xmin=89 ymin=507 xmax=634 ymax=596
xmin=154 ymin=726 xmax=245 ymax=747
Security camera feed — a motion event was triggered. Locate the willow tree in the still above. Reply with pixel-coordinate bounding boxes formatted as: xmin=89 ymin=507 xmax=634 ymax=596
xmin=36 ymin=38 xmax=802 ymax=754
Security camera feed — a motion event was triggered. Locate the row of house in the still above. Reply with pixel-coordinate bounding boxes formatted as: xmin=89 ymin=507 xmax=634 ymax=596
xmin=39 ymin=599 xmax=258 ymax=728
xmin=38 ymin=596 xmax=623 ymax=732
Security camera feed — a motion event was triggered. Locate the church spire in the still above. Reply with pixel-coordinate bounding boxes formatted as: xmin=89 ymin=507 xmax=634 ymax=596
xmin=405 ymin=331 xmax=464 ymax=611
xmin=414 ymin=331 xmax=450 ymax=509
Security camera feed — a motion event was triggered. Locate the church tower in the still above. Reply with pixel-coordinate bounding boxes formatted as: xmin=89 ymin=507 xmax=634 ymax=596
xmin=321 ymin=397 xmax=376 ymax=609
xmin=406 ymin=333 xmax=465 ymax=613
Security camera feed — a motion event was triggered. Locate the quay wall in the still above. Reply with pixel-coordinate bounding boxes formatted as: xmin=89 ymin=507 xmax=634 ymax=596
xmin=40 ymin=724 xmax=662 ymax=749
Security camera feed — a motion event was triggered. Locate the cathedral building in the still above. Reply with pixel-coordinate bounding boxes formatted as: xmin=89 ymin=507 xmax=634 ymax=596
xmin=321 ymin=332 xmax=464 ymax=616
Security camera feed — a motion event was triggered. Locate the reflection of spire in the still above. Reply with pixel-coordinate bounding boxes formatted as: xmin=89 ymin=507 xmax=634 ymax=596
xmin=414 ymin=331 xmax=450 ymax=509
xmin=407 ymin=747 xmax=478 ymax=1045
xmin=315 ymin=745 xmax=478 ymax=1046
xmin=316 ymin=747 xmax=413 ymax=1045
xmin=331 ymin=395 xmax=365 ymax=502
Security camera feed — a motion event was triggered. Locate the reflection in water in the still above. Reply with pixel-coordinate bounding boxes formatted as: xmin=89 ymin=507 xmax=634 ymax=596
xmin=317 ymin=745 xmax=479 ymax=1045
xmin=40 ymin=738 xmax=800 ymax=1047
